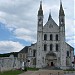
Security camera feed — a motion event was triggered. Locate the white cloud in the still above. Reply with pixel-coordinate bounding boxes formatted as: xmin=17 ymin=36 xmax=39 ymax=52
xmin=13 ymin=28 xmax=37 ymax=43
xmin=0 ymin=0 xmax=74 ymax=50
xmin=0 ymin=41 xmax=24 ymax=53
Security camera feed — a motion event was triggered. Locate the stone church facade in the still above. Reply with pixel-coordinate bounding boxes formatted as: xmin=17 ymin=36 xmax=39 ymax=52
xmin=19 ymin=1 xmax=74 ymax=69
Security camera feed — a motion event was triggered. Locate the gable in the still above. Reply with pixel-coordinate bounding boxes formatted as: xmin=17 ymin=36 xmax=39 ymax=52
xmin=43 ymin=18 xmax=59 ymax=33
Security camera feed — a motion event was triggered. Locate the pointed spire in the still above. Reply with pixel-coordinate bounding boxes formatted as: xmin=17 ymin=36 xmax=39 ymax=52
xmin=59 ymin=0 xmax=65 ymax=16
xmin=38 ymin=1 xmax=43 ymax=16
xmin=60 ymin=0 xmax=62 ymax=5
xmin=40 ymin=1 xmax=42 ymax=10
xmin=60 ymin=0 xmax=63 ymax=10
xmin=48 ymin=10 xmax=52 ymax=21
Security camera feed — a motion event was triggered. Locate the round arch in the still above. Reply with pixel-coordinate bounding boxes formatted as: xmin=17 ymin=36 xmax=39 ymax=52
xmin=46 ymin=52 xmax=57 ymax=67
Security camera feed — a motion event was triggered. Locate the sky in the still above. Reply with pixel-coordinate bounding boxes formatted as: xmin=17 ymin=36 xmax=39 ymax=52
xmin=0 ymin=0 xmax=74 ymax=54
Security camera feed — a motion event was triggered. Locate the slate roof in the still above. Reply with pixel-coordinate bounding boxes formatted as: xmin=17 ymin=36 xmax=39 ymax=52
xmin=66 ymin=43 xmax=74 ymax=51
xmin=19 ymin=46 xmax=29 ymax=53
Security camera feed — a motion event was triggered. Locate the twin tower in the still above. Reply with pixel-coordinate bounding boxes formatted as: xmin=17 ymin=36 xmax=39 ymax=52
xmin=36 ymin=1 xmax=66 ymax=69
xmin=38 ymin=1 xmax=65 ymax=28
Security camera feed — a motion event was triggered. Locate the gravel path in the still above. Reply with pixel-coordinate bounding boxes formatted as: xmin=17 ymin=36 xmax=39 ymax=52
xmin=18 ymin=71 xmax=75 ymax=75
xmin=18 ymin=71 xmax=36 ymax=75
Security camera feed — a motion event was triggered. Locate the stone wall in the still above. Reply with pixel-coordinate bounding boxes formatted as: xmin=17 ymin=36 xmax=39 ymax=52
xmin=0 ymin=55 xmax=20 ymax=72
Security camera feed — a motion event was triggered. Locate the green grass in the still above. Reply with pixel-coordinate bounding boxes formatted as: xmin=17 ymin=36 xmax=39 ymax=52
xmin=0 ymin=70 xmax=24 ymax=75
xmin=0 ymin=67 xmax=39 ymax=75
xmin=27 ymin=67 xmax=39 ymax=71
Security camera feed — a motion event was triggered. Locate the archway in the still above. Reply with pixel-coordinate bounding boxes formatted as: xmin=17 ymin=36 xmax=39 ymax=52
xmin=46 ymin=52 xmax=57 ymax=67
xmin=51 ymin=62 xmax=54 ymax=66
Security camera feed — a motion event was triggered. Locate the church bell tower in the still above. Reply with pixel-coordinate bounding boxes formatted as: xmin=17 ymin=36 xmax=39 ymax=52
xmin=36 ymin=1 xmax=44 ymax=68
xmin=59 ymin=1 xmax=66 ymax=69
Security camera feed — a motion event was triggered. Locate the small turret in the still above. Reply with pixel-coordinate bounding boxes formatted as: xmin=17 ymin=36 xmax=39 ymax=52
xmin=48 ymin=12 xmax=52 ymax=21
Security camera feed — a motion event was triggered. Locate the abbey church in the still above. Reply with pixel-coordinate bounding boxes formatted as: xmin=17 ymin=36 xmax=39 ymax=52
xmin=18 ymin=1 xmax=74 ymax=69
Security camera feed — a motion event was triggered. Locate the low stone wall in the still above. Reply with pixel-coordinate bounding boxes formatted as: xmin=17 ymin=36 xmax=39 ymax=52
xmin=0 ymin=55 xmax=20 ymax=72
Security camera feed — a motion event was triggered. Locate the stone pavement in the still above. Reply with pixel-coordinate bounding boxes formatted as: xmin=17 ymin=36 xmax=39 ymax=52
xmin=18 ymin=70 xmax=75 ymax=75
xmin=18 ymin=70 xmax=64 ymax=75
xmin=64 ymin=73 xmax=75 ymax=75
xmin=18 ymin=71 xmax=35 ymax=75
xmin=19 ymin=72 xmax=75 ymax=75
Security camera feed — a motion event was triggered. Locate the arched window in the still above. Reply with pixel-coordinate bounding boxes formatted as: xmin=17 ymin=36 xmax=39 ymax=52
xmin=33 ymin=58 xmax=36 ymax=65
xmin=44 ymin=34 xmax=47 ymax=40
xmin=67 ymin=51 xmax=69 ymax=57
xmin=56 ymin=44 xmax=58 ymax=51
xmin=61 ymin=18 xmax=64 ymax=22
xmin=56 ymin=34 xmax=58 ymax=41
xmin=50 ymin=34 xmax=53 ymax=41
xmin=33 ymin=50 xmax=36 ymax=57
xmin=50 ymin=44 xmax=53 ymax=51
xmin=42 ymin=57 xmax=44 ymax=63
xmin=44 ymin=44 xmax=47 ymax=51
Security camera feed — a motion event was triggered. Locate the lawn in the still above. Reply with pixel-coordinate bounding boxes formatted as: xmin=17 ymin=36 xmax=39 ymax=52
xmin=0 ymin=70 xmax=24 ymax=75
xmin=27 ymin=67 xmax=39 ymax=71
